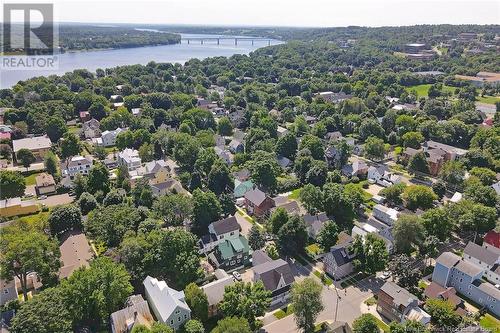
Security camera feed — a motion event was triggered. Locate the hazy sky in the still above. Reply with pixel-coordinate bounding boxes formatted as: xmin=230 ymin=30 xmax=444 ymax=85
xmin=6 ymin=0 xmax=500 ymax=27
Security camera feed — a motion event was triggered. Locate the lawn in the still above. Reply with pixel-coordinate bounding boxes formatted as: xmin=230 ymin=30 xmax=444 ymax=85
xmin=405 ymin=84 xmax=456 ymax=98
xmin=313 ymin=270 xmax=333 ymax=286
xmin=306 ymin=243 xmax=323 ymax=257
xmin=364 ymin=296 xmax=377 ymax=306
xmin=374 ymin=316 xmax=390 ymax=333
xmin=479 ymin=313 xmax=500 ymax=332
xmin=24 ymin=172 xmax=42 ymax=185
xmin=288 ymin=187 xmax=302 ymax=200
xmin=274 ymin=304 xmax=294 ymax=319
xmin=477 ymin=95 xmax=500 ymax=105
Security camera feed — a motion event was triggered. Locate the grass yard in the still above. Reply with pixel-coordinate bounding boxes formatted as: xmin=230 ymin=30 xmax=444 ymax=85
xmin=479 ymin=313 xmax=500 ymax=333
xmin=364 ymin=296 xmax=377 ymax=306
xmin=477 ymin=95 xmax=500 ymax=105
xmin=24 ymin=172 xmax=42 ymax=185
xmin=288 ymin=187 xmax=302 ymax=200
xmin=274 ymin=304 xmax=295 ymax=319
xmin=306 ymin=243 xmax=323 ymax=257
xmin=374 ymin=316 xmax=390 ymax=333
xmin=313 ymin=270 xmax=333 ymax=286
xmin=405 ymin=84 xmax=456 ymax=98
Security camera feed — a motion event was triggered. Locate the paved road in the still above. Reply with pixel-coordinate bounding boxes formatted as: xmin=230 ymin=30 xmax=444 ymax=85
xmin=261 ymin=271 xmax=384 ymax=333
xmin=38 ymin=193 xmax=74 ymax=207
xmin=235 ymin=210 xmax=254 ymax=237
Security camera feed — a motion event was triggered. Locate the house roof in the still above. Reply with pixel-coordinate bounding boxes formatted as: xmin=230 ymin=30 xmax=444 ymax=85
xmin=12 ymin=136 xmax=51 ymax=152
xmin=217 ymin=236 xmax=249 ymax=260
xmin=67 ymin=155 xmax=93 ymax=167
xmin=201 ymin=275 xmax=235 ymax=306
xmin=328 ymin=245 xmax=355 ymax=266
xmin=110 ymin=295 xmax=154 ymax=333
xmin=234 ymin=180 xmax=254 ymax=198
xmin=271 ymin=200 xmax=301 ymax=216
xmin=424 ymin=140 xmax=467 ymax=156
xmin=484 ymin=230 xmax=500 ymax=249
xmin=380 ymin=281 xmax=418 ymax=307
xmin=252 ymin=250 xmax=272 ymax=266
xmin=253 ymin=259 xmax=294 ymax=292
xmin=455 ymin=260 xmax=483 ymax=277
xmin=435 ymin=252 xmax=461 ymax=268
xmin=464 ymin=242 xmax=499 ymax=266
xmin=142 ymin=276 xmax=190 ymax=322
xmin=58 ymin=231 xmax=93 ymax=279
xmin=212 ymin=216 xmax=240 ymax=236
xmin=424 ymin=282 xmax=462 ymax=307
xmin=245 ymin=188 xmax=267 ymax=206
xmin=35 ymin=173 xmax=55 ymax=188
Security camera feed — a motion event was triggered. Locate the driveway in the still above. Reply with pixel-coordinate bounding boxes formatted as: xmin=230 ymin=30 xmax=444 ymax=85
xmin=261 ymin=273 xmax=384 ymax=333
xmin=37 ymin=193 xmax=74 ymax=207
xmin=235 ymin=210 xmax=254 ymax=237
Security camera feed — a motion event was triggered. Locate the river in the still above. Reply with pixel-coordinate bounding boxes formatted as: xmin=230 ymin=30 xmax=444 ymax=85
xmin=0 ymin=33 xmax=282 ymax=88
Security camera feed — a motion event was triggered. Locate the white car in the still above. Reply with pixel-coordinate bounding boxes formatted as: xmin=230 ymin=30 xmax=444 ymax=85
xmin=38 ymin=195 xmax=47 ymax=200
xmin=232 ymin=271 xmax=242 ymax=281
xmin=380 ymin=271 xmax=391 ymax=280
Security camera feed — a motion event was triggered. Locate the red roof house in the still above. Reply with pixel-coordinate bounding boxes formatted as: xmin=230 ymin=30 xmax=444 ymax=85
xmin=484 ymin=230 xmax=500 ymax=250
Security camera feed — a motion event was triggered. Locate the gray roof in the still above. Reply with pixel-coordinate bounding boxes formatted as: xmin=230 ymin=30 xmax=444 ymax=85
xmin=201 ymin=276 xmax=235 ymax=306
xmin=253 ymin=259 xmax=294 ymax=292
xmin=252 ymin=250 xmax=272 ymax=266
xmin=143 ymin=276 xmax=190 ymax=322
xmin=212 ymin=216 xmax=240 ymax=236
xmin=380 ymin=281 xmax=418 ymax=308
xmin=12 ymin=136 xmax=51 ymax=152
xmin=329 ymin=245 xmax=355 ymax=266
xmin=245 ymin=188 xmax=267 ymax=206
xmin=464 ymin=242 xmax=499 ymax=266
xmin=110 ymin=295 xmax=153 ymax=333
xmin=435 ymin=252 xmax=461 ymax=268
xmin=455 ymin=260 xmax=483 ymax=277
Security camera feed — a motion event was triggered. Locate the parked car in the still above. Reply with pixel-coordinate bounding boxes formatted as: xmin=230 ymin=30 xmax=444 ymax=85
xmin=38 ymin=195 xmax=47 ymax=200
xmin=232 ymin=271 xmax=242 ymax=281
xmin=381 ymin=271 xmax=391 ymax=280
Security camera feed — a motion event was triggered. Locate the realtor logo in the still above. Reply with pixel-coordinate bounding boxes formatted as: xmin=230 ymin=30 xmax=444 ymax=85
xmin=1 ymin=3 xmax=59 ymax=70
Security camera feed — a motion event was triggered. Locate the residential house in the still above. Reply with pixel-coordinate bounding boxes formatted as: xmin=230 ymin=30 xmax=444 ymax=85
xmin=0 ymin=197 xmax=39 ymax=218
xmin=110 ymin=295 xmax=154 ymax=333
xmin=341 ymin=159 xmax=368 ymax=177
xmin=143 ymin=276 xmax=191 ymax=330
xmin=325 ymin=131 xmax=343 ymax=142
xmin=271 ymin=196 xmax=301 ymax=216
xmin=208 ymin=236 xmax=251 ymax=271
xmin=0 ymin=279 xmax=17 ymax=306
xmin=200 ymin=216 xmax=241 ymax=254
xmin=214 ymin=146 xmax=233 ymax=165
xmin=316 ymin=91 xmax=353 ymax=104
xmin=64 ymin=155 xmax=93 ymax=179
xmin=150 ymin=179 xmax=188 ymax=197
xmin=303 ymin=212 xmax=329 ymax=239
xmin=201 ymin=269 xmax=235 ymax=317
xmin=95 ymin=127 xmax=125 ymax=147
xmin=118 ymin=148 xmax=141 ymax=171
xmin=424 ymin=282 xmax=465 ymax=315
xmin=82 ymin=119 xmax=101 ymax=139
xmin=131 ymin=108 xmax=142 ymax=117
xmin=403 ymin=141 xmax=468 ymax=176
xmin=323 ymin=243 xmax=356 ymax=280
xmin=463 ymin=242 xmax=500 ymax=285
xmin=372 ymin=204 xmax=399 ymax=226
xmin=35 ymin=173 xmax=56 ymax=195
xmin=325 ymin=146 xmax=343 ymax=168
xmin=277 ymin=126 xmax=289 ymax=138
xmin=277 ymin=155 xmax=292 ymax=169
xmin=433 ymin=252 xmax=500 ymax=316
xmin=252 ymin=252 xmax=295 ymax=306
xmin=244 ymin=189 xmax=274 ymax=217
xmin=352 ymin=218 xmax=394 ymax=253
xmin=12 ymin=136 xmax=51 ymax=162
xmin=233 ymin=168 xmax=251 ymax=182
xmin=79 ymin=111 xmax=90 ymax=122
xmin=484 ymin=230 xmax=500 ymax=251
xmin=58 ymin=231 xmax=94 ymax=279
xmin=377 ymin=281 xmax=431 ymax=325
xmin=228 ymin=139 xmax=244 ymax=154
xmin=234 ymin=179 xmax=254 ymax=198
xmin=423 ymin=140 xmax=468 ymax=161
xmin=367 ymin=166 xmax=402 ymax=187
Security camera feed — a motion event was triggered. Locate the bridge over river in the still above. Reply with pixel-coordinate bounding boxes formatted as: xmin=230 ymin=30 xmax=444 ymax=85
xmin=181 ymin=36 xmax=272 ymax=46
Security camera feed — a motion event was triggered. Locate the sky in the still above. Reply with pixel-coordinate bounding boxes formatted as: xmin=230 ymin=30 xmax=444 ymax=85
xmin=3 ymin=0 xmax=500 ymax=27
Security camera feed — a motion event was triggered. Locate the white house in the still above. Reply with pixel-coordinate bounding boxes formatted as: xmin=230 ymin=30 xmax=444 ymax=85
xmin=199 ymin=216 xmax=240 ymax=254
xmin=373 ymin=204 xmax=399 ymax=226
xmin=118 ymin=148 xmax=141 ymax=171
xmin=143 ymin=276 xmax=191 ymax=330
xmin=94 ymin=127 xmax=125 ymax=147
xmin=64 ymin=155 xmax=93 ymax=179
xmin=368 ymin=166 xmax=402 ymax=187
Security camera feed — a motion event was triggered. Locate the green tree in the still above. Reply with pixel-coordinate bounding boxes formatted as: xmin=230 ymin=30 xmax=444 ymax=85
xmin=73 ymin=173 xmax=87 ymax=198
xmin=207 ymin=159 xmax=233 ymax=195
xmin=103 ymin=189 xmax=125 ymax=206
xmin=248 ymin=224 xmax=265 ymax=250
xmin=402 ymin=185 xmax=437 ymax=210
xmin=44 ymin=151 xmax=60 ymax=179
xmin=359 ymin=118 xmax=385 ymax=141
xmin=60 ymin=132 xmax=81 ymax=159
xmin=184 ymin=283 xmax=209 ymax=322
xmin=446 ymin=200 xmax=497 ymax=234
xmin=87 ymin=162 xmax=110 ymax=194
xmin=118 ymin=234 xmax=148 ymax=282
xmin=210 ymin=317 xmax=251 ymax=333
xmin=0 ymin=170 xmax=25 ymax=199
xmin=407 ymin=152 xmax=429 ymax=174
xmin=268 ymin=207 xmax=289 ymax=235
xmin=439 ymin=161 xmax=465 ymax=190
xmin=276 ymin=132 xmax=298 ymax=159
xmin=364 ymin=136 xmax=386 ymax=161
xmin=45 ymin=115 xmax=68 ymax=142
xmin=351 ymin=234 xmax=388 ymax=274
xmin=10 ymin=287 xmax=72 ymax=333
xmin=151 ymin=322 xmax=174 ymax=333
xmin=48 ymin=204 xmax=82 ymax=236
xmin=393 ymin=214 xmax=425 ymax=253
xmin=299 ymin=135 xmax=324 ymax=160
xmin=0 ymin=223 xmax=61 ymax=300
xmin=464 ymin=177 xmax=498 ymax=207
xmin=387 ymin=254 xmax=422 ymax=293
xmin=299 ymin=184 xmax=323 ymax=214
xmin=291 ymin=277 xmax=324 ymax=333
xmin=352 ymin=314 xmax=379 ymax=333
xmin=62 ymin=257 xmax=133 ymax=328
xmin=380 ymin=183 xmax=406 ymax=206
xmin=424 ymin=299 xmax=462 ymax=329
xmin=469 ymin=167 xmax=496 ymax=186
xmin=277 ymin=215 xmax=308 ymax=256
xmin=401 ymin=131 xmax=424 ymax=149
xmin=16 ymin=148 xmax=35 ymax=169
xmin=153 ymin=194 xmax=193 ymax=226
xmin=78 ymin=192 xmax=97 ymax=215
xmin=422 ymin=208 xmax=452 ymax=241
xmin=217 ymin=116 xmax=233 ymax=136
xmin=317 ymin=220 xmax=339 ymax=251
xmin=219 ymin=281 xmax=271 ymax=330
xmin=183 ymin=319 xmax=204 ymax=333
xmin=131 ymin=178 xmax=154 ymax=208
xmin=389 ymin=320 xmax=428 ymax=333
xmin=191 ymin=189 xmax=221 ymax=235
xmin=432 ymin=181 xmax=446 ymax=200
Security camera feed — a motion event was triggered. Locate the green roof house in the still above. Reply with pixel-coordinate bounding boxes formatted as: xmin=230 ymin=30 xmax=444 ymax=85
xmin=208 ymin=235 xmax=251 ymax=270
xmin=234 ymin=179 xmax=254 ymax=198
